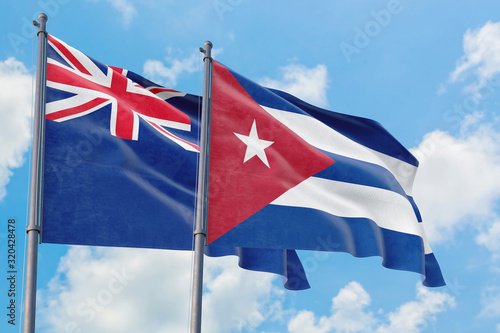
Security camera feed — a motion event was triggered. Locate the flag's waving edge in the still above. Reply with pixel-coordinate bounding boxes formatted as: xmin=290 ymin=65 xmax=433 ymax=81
xmin=41 ymin=35 xmax=310 ymax=290
xmin=208 ymin=60 xmax=445 ymax=287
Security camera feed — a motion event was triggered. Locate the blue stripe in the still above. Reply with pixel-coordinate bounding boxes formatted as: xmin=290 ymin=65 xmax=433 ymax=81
xmin=211 ymin=205 xmax=444 ymax=287
xmin=224 ymin=64 xmax=418 ymax=167
xmin=315 ymin=151 xmax=421 ymax=221
xmin=423 ymin=253 xmax=445 ymax=287
xmin=408 ymin=197 xmax=423 ymax=222
xmin=317 ymin=151 xmax=408 ymax=195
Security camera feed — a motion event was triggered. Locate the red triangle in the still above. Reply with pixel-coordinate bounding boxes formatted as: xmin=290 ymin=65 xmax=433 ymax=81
xmin=207 ymin=61 xmax=335 ymax=244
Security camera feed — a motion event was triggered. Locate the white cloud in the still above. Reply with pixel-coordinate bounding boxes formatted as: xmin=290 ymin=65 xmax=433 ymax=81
xmin=0 ymin=57 xmax=32 ymax=201
xmin=376 ymin=285 xmax=455 ymax=333
xmin=476 ymin=221 xmax=500 ymax=255
xmin=142 ymin=47 xmax=222 ymax=88
xmin=479 ymin=285 xmax=500 ymax=333
xmin=203 ymin=256 xmax=281 ymax=332
xmin=86 ymin=0 xmax=137 ymax=27
xmin=288 ymin=281 xmax=376 ymax=333
xmin=449 ymin=21 xmax=500 ymax=97
xmin=328 ymin=281 xmax=377 ymax=333
xmin=411 ymin=112 xmax=500 ymax=244
xmin=287 ymin=282 xmax=454 ymax=333
xmin=288 ymin=310 xmax=332 ymax=333
xmin=37 ymin=246 xmax=280 ymax=333
xmin=38 ymin=247 xmax=193 ymax=333
xmin=259 ymin=64 xmax=329 ymax=108
xmin=143 ymin=57 xmax=197 ymax=88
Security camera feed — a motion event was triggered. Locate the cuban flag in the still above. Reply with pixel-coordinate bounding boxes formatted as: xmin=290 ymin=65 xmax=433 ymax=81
xmin=41 ymin=35 xmax=310 ymax=290
xmin=207 ymin=61 xmax=444 ymax=287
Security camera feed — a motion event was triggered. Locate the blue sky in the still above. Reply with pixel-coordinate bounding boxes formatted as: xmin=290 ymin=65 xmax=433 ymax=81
xmin=1 ymin=0 xmax=500 ymax=332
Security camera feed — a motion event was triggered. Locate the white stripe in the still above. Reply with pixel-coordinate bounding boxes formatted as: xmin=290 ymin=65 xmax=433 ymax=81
xmin=271 ymin=177 xmax=432 ymax=254
xmin=131 ymin=111 xmax=140 ymax=141
xmin=146 ymin=88 xmax=187 ymax=100
xmin=47 ymin=81 xmax=111 ymax=102
xmin=127 ymin=79 xmax=165 ymax=100
xmin=260 ymin=106 xmax=418 ymax=196
xmin=138 ymin=114 xmax=191 ymax=132
xmin=418 ymin=222 xmax=432 ymax=254
xmin=46 ymin=92 xmax=96 ymax=115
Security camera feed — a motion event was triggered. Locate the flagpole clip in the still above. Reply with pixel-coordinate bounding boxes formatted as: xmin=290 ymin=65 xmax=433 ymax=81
xmin=193 ymin=228 xmax=206 ymax=237
xmin=26 ymin=225 xmax=41 ymax=234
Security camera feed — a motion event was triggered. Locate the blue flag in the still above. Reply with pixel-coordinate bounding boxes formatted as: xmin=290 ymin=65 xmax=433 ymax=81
xmin=41 ymin=35 xmax=309 ymax=290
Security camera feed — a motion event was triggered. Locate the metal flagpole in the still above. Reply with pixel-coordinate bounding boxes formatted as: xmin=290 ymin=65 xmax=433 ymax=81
xmin=23 ymin=13 xmax=48 ymax=333
xmin=190 ymin=41 xmax=213 ymax=333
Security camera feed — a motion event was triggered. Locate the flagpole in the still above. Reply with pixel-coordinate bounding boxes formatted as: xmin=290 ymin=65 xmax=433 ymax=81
xmin=190 ymin=41 xmax=213 ymax=333
xmin=23 ymin=13 xmax=48 ymax=333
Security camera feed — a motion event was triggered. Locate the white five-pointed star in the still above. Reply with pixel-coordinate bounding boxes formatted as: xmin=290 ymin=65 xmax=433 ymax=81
xmin=234 ymin=120 xmax=274 ymax=168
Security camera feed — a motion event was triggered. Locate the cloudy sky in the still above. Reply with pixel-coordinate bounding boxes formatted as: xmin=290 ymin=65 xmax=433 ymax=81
xmin=1 ymin=1 xmax=500 ymax=332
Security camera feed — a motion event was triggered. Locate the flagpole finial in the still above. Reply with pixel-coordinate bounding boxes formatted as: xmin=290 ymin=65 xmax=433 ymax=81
xmin=202 ymin=41 xmax=212 ymax=61
xmin=34 ymin=13 xmax=48 ymax=36
xmin=200 ymin=41 xmax=213 ymax=60
xmin=38 ymin=13 xmax=48 ymax=21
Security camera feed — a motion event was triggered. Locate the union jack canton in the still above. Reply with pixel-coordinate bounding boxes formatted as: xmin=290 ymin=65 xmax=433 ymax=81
xmin=46 ymin=35 xmax=199 ymax=151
